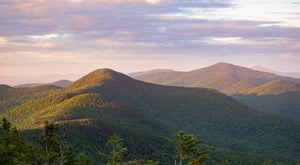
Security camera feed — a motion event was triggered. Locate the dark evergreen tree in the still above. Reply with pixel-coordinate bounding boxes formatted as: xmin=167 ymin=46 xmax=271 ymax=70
xmin=37 ymin=121 xmax=60 ymax=164
xmin=37 ymin=121 xmax=77 ymax=165
xmin=99 ymin=134 xmax=128 ymax=165
xmin=0 ymin=117 xmax=36 ymax=164
xmin=173 ymin=131 xmax=209 ymax=165
xmin=78 ymin=151 xmax=92 ymax=165
xmin=99 ymin=135 xmax=158 ymax=165
xmin=220 ymin=155 xmax=227 ymax=165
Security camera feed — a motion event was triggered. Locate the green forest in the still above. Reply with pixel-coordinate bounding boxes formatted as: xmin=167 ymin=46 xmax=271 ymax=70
xmin=1 ymin=118 xmax=275 ymax=165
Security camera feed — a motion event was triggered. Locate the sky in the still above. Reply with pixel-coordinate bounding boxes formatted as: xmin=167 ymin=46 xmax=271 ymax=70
xmin=1 ymin=0 xmax=300 ymax=76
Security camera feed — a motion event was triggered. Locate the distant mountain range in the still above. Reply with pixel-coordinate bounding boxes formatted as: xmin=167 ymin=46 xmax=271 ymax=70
xmin=251 ymin=65 xmax=300 ymax=78
xmin=128 ymin=69 xmax=175 ymax=77
xmin=14 ymin=79 xmax=73 ymax=88
xmin=1 ymin=67 xmax=300 ymax=164
xmin=0 ymin=73 xmax=83 ymax=86
xmin=131 ymin=63 xmax=300 ymax=94
xmin=131 ymin=63 xmax=300 ymax=120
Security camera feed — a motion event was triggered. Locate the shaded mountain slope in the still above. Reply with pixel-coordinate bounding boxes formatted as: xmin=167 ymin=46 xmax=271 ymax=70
xmin=233 ymin=91 xmax=300 ymax=121
xmin=2 ymin=68 xmax=300 ymax=164
xmin=0 ymin=84 xmax=61 ymax=115
xmin=232 ymin=80 xmax=300 ymax=120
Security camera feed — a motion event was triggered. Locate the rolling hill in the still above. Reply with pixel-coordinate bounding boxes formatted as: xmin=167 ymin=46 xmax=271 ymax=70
xmin=2 ymin=68 xmax=300 ymax=164
xmin=131 ymin=63 xmax=300 ymax=120
xmin=0 ymin=84 xmax=61 ymax=115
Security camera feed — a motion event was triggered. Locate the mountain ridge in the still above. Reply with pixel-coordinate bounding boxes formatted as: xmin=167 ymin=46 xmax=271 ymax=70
xmin=132 ymin=62 xmax=300 ymax=93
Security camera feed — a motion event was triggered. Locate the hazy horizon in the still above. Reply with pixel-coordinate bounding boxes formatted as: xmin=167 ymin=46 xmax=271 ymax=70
xmin=2 ymin=62 xmax=300 ymax=86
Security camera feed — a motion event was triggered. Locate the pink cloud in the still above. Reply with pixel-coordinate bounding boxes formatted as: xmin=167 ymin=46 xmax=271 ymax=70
xmin=281 ymin=54 xmax=291 ymax=59
xmin=281 ymin=54 xmax=300 ymax=61
xmin=72 ymin=0 xmax=170 ymax=7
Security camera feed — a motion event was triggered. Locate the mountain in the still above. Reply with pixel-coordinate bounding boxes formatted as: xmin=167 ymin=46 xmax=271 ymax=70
xmin=0 ymin=73 xmax=83 ymax=86
xmin=132 ymin=63 xmax=300 ymax=120
xmin=232 ymin=80 xmax=300 ymax=120
xmin=251 ymin=80 xmax=300 ymax=95
xmin=132 ymin=62 xmax=300 ymax=95
xmin=0 ymin=84 xmax=61 ymax=115
xmin=14 ymin=79 xmax=73 ymax=88
xmin=128 ymin=69 xmax=175 ymax=77
xmin=252 ymin=65 xmax=300 ymax=79
xmin=51 ymin=80 xmax=73 ymax=87
xmin=2 ymin=68 xmax=300 ymax=164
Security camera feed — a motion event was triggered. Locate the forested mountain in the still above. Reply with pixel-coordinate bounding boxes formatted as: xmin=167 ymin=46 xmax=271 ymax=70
xmin=232 ymin=80 xmax=300 ymax=121
xmin=131 ymin=63 xmax=300 ymax=120
xmin=0 ymin=84 xmax=61 ymax=115
xmin=1 ymin=68 xmax=300 ymax=164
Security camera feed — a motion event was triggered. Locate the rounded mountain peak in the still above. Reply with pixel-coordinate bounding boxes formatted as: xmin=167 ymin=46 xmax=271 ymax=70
xmin=66 ymin=68 xmax=132 ymax=91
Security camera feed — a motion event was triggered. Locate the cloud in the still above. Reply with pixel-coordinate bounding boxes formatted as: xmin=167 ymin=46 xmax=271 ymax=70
xmin=0 ymin=37 xmax=7 ymax=43
xmin=281 ymin=54 xmax=291 ymax=59
xmin=146 ymin=0 xmax=162 ymax=4
xmin=280 ymin=54 xmax=300 ymax=61
xmin=71 ymin=0 xmax=169 ymax=6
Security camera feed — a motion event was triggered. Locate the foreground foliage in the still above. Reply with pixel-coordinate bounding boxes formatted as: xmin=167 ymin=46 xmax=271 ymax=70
xmin=2 ymin=117 xmax=294 ymax=165
xmin=0 ymin=118 xmax=36 ymax=164
xmin=173 ymin=131 xmax=209 ymax=165
xmin=0 ymin=118 xmax=91 ymax=165
xmin=99 ymin=135 xmax=159 ymax=165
